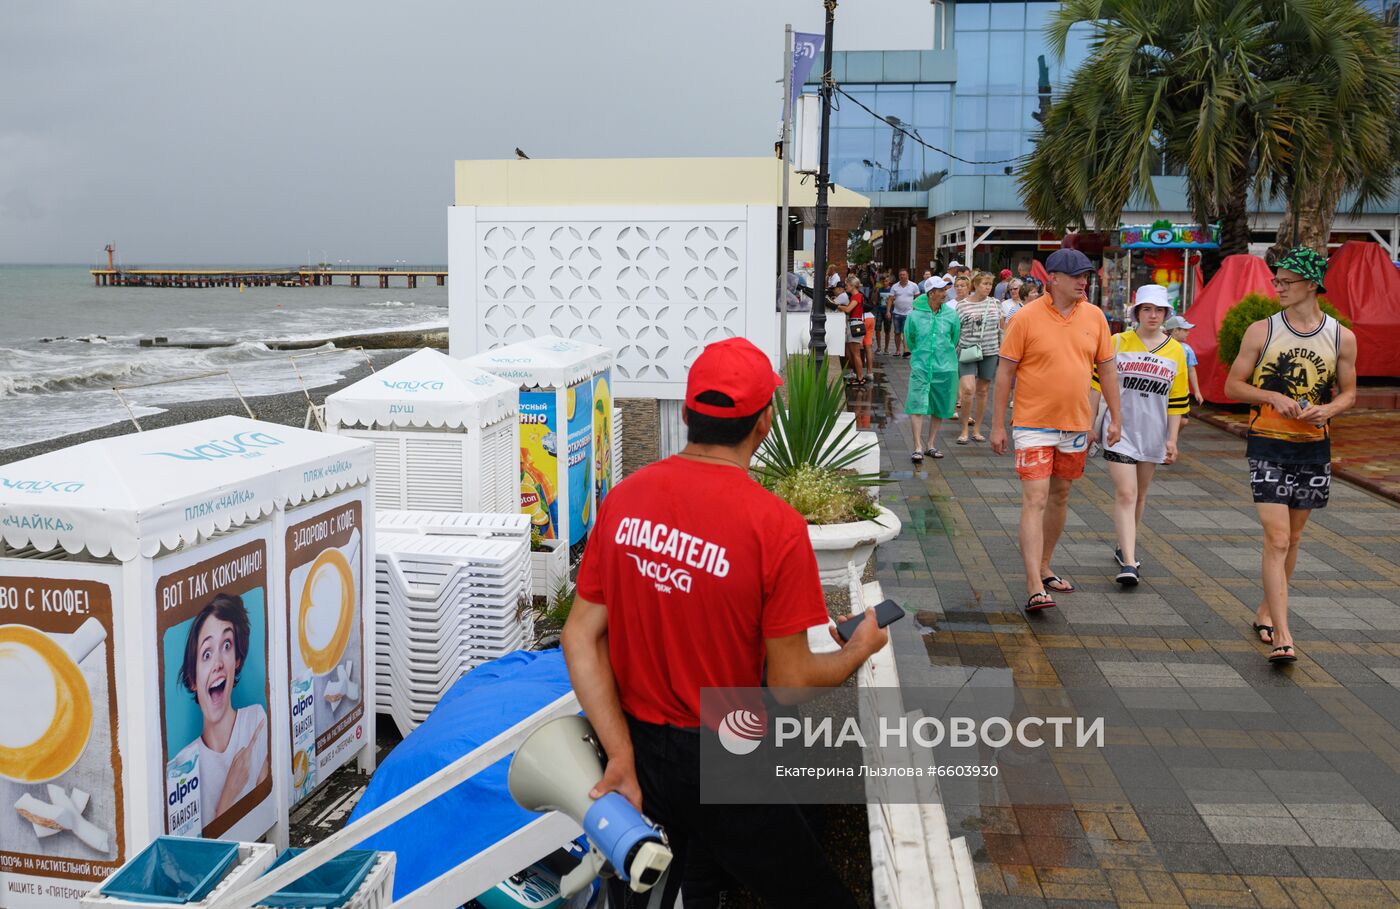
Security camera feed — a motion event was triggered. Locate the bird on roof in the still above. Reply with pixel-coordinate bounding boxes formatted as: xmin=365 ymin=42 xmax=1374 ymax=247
xmin=515 ymin=148 xmax=530 ymax=160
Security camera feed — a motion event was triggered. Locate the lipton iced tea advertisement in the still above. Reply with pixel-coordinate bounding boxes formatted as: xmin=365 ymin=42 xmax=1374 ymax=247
xmin=593 ymin=370 xmax=614 ymax=506
xmin=0 ymin=567 xmax=124 ymax=901
xmin=285 ymin=491 xmax=365 ymax=806
xmin=519 ymin=391 xmax=559 ymax=540
xmin=155 ymin=527 xmax=273 ymax=841
xmin=566 ymin=379 xmax=594 ymax=546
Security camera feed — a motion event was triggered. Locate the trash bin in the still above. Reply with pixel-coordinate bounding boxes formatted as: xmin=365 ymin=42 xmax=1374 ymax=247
xmin=255 ymin=848 xmax=382 ymax=908
xmin=98 ymin=837 xmax=240 ymax=903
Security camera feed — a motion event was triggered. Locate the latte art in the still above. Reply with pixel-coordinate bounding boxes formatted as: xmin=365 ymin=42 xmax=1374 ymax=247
xmin=0 ymin=625 xmax=95 ymax=782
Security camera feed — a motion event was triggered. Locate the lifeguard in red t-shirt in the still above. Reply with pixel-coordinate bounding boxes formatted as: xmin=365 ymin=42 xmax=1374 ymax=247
xmin=562 ymin=337 xmax=887 ymax=908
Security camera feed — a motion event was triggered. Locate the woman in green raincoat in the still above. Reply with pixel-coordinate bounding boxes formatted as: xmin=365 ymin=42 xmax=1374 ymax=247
xmin=904 ymin=277 xmax=960 ymax=462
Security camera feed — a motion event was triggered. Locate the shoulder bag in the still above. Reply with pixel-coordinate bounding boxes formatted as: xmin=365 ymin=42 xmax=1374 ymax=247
xmin=958 ymin=303 xmax=993 ymax=363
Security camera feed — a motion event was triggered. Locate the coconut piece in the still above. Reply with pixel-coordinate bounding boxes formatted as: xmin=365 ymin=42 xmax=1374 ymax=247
xmin=324 ymin=667 xmax=346 ymax=709
xmin=16 ymin=795 xmax=63 ymax=830
xmin=16 ymin=789 xmax=111 ymax=853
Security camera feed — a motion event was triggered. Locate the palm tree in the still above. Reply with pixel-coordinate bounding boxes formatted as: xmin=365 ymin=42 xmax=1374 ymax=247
xmin=1265 ymin=3 xmax=1400 ymax=258
xmin=1018 ymin=0 xmax=1400 ymax=261
xmin=1258 ymin=350 xmax=1305 ymax=396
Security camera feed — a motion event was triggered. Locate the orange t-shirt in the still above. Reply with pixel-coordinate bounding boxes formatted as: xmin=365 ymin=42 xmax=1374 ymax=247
xmin=999 ymin=294 xmax=1114 ymax=431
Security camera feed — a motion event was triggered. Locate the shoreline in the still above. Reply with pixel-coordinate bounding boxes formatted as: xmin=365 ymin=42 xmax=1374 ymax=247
xmin=271 ymin=326 xmax=448 ymax=351
xmin=0 ymin=348 xmax=420 ymax=465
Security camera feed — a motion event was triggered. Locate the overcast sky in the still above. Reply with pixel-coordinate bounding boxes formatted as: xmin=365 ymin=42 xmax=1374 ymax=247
xmin=0 ymin=1 xmax=852 ymax=266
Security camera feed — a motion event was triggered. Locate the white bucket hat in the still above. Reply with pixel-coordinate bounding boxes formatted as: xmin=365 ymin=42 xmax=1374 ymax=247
xmin=1131 ymin=284 xmax=1172 ymax=319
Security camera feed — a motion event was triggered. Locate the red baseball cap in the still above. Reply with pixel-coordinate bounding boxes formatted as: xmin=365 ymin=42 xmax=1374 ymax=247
xmin=999 ymin=268 xmax=1012 ymax=279
xmin=685 ymin=337 xmax=783 ymax=418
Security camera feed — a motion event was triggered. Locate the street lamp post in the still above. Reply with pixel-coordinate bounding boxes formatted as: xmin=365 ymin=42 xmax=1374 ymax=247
xmin=809 ymin=0 xmax=837 ymax=367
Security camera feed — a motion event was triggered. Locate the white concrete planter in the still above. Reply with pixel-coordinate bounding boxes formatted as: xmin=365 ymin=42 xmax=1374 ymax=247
xmin=807 ymin=505 xmax=902 ymax=584
xmin=850 ymin=429 xmax=881 ymax=499
xmin=530 ymin=540 xmax=569 ymax=602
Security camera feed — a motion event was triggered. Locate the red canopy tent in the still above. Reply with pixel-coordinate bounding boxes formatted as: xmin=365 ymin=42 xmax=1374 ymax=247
xmin=1315 ymin=240 xmax=1400 ymax=378
xmin=1183 ymin=254 xmax=1276 ymax=403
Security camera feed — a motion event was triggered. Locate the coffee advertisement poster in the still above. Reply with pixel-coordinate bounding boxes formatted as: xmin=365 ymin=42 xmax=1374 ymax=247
xmin=284 ymin=491 xmax=365 ymax=805
xmin=155 ymin=527 xmax=273 ymax=841
xmin=0 ymin=566 xmax=124 ymax=903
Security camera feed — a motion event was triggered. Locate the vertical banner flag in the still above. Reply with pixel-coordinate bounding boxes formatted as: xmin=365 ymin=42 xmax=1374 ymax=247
xmin=789 ymin=32 xmax=824 ymax=113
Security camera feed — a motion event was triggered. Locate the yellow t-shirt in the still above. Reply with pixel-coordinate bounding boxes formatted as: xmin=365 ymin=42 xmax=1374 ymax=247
xmin=1092 ymin=331 xmax=1190 ymax=463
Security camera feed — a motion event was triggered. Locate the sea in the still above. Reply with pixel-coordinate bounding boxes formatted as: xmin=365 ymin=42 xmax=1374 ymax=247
xmin=0 ymin=265 xmax=450 ymax=451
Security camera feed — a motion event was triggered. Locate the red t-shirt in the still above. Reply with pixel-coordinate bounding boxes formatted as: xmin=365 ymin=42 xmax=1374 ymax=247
xmin=575 ymin=456 xmax=828 ymax=728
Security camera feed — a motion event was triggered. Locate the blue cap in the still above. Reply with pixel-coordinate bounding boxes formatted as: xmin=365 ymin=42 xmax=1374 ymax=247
xmin=1045 ymin=248 xmax=1095 ymax=276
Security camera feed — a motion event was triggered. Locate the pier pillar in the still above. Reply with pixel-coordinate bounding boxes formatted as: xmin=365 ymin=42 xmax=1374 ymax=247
xmin=408 ymin=275 xmax=417 ymax=289
xmin=351 ymin=274 xmax=360 ymax=287
xmin=379 ymin=274 xmax=388 ymax=289
xmin=436 ymin=275 xmax=445 ymax=286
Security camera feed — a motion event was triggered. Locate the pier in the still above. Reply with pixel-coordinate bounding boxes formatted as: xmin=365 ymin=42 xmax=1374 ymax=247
xmin=90 ymin=267 xmax=448 ymax=289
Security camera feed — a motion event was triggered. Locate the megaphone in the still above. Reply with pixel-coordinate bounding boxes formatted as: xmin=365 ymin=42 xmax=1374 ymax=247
xmin=509 ymin=715 xmax=673 ymax=897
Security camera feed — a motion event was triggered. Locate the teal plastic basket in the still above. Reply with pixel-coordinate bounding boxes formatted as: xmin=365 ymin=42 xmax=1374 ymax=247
xmin=255 ymin=848 xmax=379 ymax=908
xmin=99 ymin=838 xmax=241 ymax=904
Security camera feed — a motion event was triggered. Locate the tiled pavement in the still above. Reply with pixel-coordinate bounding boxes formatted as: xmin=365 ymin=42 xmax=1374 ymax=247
xmin=1202 ymin=408 xmax=1400 ymax=505
xmin=849 ymin=352 xmax=1400 ymax=908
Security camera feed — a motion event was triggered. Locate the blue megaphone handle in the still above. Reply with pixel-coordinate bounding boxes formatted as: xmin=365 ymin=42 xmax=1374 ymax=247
xmin=581 ymin=793 xmax=662 ymax=882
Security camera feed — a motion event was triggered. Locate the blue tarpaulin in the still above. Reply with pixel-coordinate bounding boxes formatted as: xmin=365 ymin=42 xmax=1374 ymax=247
xmin=349 ymin=649 xmax=574 ymax=899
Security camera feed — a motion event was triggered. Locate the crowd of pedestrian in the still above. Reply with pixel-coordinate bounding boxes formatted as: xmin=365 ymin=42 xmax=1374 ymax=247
xmin=552 ymin=243 xmax=1357 ymax=907
xmin=816 ymin=243 xmax=1354 ymax=667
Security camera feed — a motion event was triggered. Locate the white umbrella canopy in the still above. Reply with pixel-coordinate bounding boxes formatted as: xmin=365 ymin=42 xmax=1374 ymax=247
xmin=0 ymin=415 xmax=371 ymax=560
xmin=463 ymin=335 xmax=611 ymax=388
xmin=325 ymin=349 xmax=518 ymax=430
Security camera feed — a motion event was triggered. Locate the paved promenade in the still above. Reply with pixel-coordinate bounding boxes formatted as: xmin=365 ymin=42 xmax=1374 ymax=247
xmin=855 ymin=351 xmax=1400 ymax=908
xmin=1201 ymin=409 xmax=1400 ymax=505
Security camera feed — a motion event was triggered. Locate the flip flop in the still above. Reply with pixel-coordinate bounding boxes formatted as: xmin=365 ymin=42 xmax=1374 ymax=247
xmin=927 ymin=448 xmax=945 ymax=459
xmin=973 ymin=434 xmax=987 ymax=443
xmin=1043 ymin=575 xmax=1075 ymax=593
xmin=1025 ymin=592 xmax=1057 ymax=612
xmin=1268 ymin=644 xmax=1297 ymax=664
xmin=1251 ymin=622 xmax=1274 ymax=644
xmin=955 ymin=437 xmax=970 ymax=445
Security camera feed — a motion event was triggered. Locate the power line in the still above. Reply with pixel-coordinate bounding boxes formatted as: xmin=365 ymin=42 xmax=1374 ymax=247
xmin=829 ymin=81 xmax=1027 ymax=167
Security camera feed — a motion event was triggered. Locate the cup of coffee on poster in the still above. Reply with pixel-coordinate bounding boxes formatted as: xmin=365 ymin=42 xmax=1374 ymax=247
xmin=155 ymin=536 xmax=272 ymax=840
xmin=0 ymin=574 xmax=124 ymax=883
xmin=284 ymin=493 xmax=364 ymax=805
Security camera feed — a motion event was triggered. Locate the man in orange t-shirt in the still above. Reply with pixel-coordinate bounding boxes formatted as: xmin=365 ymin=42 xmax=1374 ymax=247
xmin=990 ymin=249 xmax=1123 ymax=612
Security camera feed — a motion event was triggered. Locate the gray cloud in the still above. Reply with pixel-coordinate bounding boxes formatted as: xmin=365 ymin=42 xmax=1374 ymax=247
xmin=1 ymin=0 xmax=834 ymax=265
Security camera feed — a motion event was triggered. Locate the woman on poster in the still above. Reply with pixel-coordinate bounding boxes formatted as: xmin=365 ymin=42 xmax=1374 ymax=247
xmin=173 ymin=592 xmax=270 ymax=824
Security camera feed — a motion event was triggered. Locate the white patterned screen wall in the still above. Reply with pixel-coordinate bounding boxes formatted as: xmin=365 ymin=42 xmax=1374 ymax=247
xmin=448 ymin=205 xmax=779 ymax=400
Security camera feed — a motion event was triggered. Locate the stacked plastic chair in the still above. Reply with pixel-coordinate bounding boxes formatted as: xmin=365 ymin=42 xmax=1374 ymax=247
xmin=373 ymin=512 xmax=532 ymax=736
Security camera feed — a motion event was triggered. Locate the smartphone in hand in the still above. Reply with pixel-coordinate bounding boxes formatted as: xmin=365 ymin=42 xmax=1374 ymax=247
xmin=834 ymin=599 xmax=906 ymax=642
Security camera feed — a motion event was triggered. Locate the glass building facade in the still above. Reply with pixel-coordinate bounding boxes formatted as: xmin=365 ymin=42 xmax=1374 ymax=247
xmin=810 ymin=2 xmax=1096 ymax=191
xmin=828 ymin=84 xmax=952 ymax=194
xmin=950 ymin=2 xmax=1092 ymax=176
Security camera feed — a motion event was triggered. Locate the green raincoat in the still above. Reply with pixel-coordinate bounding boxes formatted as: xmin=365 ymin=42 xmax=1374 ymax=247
xmin=904 ymin=294 xmax=960 ymax=417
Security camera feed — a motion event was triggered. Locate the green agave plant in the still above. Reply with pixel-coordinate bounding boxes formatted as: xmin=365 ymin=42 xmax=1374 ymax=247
xmin=753 ymin=352 xmax=885 ymax=489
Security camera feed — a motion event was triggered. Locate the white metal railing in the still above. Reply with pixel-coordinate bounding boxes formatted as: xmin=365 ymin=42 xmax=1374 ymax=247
xmin=209 ymin=691 xmax=582 ymax=909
